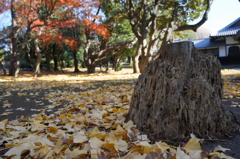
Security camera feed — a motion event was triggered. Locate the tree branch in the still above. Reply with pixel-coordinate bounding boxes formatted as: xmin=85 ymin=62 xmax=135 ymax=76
xmin=92 ymin=38 xmax=137 ymax=60
xmin=128 ymin=0 xmax=141 ymax=38
xmin=174 ymin=0 xmax=211 ymax=32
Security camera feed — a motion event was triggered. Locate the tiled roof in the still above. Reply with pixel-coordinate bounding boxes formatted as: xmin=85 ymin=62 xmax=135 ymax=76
xmin=175 ymin=38 xmax=225 ymax=48
xmin=211 ymin=26 xmax=240 ymax=37
xmin=174 ymin=17 xmax=240 ymax=48
xmin=210 ymin=17 xmax=240 ymax=38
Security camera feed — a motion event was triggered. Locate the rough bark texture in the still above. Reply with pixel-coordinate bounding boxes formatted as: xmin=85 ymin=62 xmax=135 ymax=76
xmin=126 ymin=42 xmax=237 ymax=141
xmin=9 ymin=0 xmax=20 ymax=77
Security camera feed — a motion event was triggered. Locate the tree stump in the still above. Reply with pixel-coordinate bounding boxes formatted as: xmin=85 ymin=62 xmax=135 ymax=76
xmin=126 ymin=42 xmax=237 ymax=141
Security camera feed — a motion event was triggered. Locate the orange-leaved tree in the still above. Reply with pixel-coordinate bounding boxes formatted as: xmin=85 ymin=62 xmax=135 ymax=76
xmin=38 ymin=1 xmax=113 ymax=74
xmin=37 ymin=0 xmax=111 ymax=74
xmin=5 ymin=0 xmax=96 ymax=77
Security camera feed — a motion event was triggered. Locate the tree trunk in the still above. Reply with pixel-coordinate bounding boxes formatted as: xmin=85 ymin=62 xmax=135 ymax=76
xmin=105 ymin=58 xmax=109 ymax=72
xmin=9 ymin=52 xmax=20 ymax=77
xmin=87 ymin=64 xmax=95 ymax=74
xmin=114 ymin=55 xmax=123 ymax=71
xmin=139 ymin=55 xmax=152 ymax=73
xmin=133 ymin=45 xmax=141 ymax=73
xmin=138 ymin=38 xmax=157 ymax=73
xmin=53 ymin=55 xmax=58 ymax=71
xmin=133 ymin=54 xmax=140 ymax=73
xmin=26 ymin=49 xmax=35 ymax=71
xmin=34 ymin=52 xmax=41 ymax=77
xmin=34 ymin=38 xmax=41 ymax=77
xmin=112 ymin=55 xmax=119 ymax=71
xmin=112 ymin=60 xmax=116 ymax=71
xmin=73 ymin=50 xmax=80 ymax=72
xmin=126 ymin=42 xmax=238 ymax=141
xmin=60 ymin=59 xmax=64 ymax=72
xmin=9 ymin=0 xmax=20 ymax=77
xmin=51 ymin=43 xmax=59 ymax=71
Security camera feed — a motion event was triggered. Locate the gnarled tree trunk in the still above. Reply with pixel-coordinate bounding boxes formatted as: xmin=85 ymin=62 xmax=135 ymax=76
xmin=126 ymin=42 xmax=237 ymax=141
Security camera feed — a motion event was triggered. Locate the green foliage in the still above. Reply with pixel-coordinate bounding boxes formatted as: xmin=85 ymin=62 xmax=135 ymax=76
xmin=115 ymin=63 xmax=122 ymax=71
xmin=157 ymin=0 xmax=208 ymax=27
xmin=20 ymin=60 xmax=32 ymax=69
xmin=3 ymin=54 xmax=10 ymax=61
xmin=122 ymin=0 xmax=209 ymax=38
xmin=2 ymin=0 xmax=210 ymax=73
xmin=77 ymin=46 xmax=84 ymax=63
xmin=102 ymin=1 xmax=135 ymax=46
xmin=108 ymin=19 xmax=134 ymax=45
xmin=0 ymin=48 xmax=4 ymax=60
xmin=0 ymin=47 xmax=4 ymax=53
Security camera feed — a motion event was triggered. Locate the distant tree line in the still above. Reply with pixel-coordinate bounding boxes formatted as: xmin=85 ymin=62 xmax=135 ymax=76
xmin=0 ymin=0 xmax=212 ymax=77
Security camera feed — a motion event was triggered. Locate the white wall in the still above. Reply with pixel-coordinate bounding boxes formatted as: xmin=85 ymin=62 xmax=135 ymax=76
xmin=219 ymin=46 xmax=226 ymax=57
xmin=226 ymin=37 xmax=239 ymax=44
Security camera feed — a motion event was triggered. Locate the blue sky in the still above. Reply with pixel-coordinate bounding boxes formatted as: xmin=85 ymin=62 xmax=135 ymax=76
xmin=197 ymin=0 xmax=240 ymax=34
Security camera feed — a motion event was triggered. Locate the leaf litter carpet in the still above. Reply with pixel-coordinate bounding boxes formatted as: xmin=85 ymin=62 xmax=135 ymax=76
xmin=0 ymin=68 xmax=239 ymax=159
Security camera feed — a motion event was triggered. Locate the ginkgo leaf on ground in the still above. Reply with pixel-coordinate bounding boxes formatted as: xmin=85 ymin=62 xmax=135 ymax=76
xmin=90 ymin=137 xmax=104 ymax=150
xmin=0 ymin=69 xmax=237 ymax=159
xmin=114 ymin=140 xmax=128 ymax=151
xmin=176 ymin=147 xmax=191 ymax=159
xmin=73 ymin=132 xmax=88 ymax=143
xmin=0 ymin=119 xmax=7 ymax=131
xmin=209 ymin=152 xmax=235 ymax=159
xmin=183 ymin=136 xmax=201 ymax=152
xmin=213 ymin=145 xmax=231 ymax=153
xmin=4 ymin=143 xmax=30 ymax=157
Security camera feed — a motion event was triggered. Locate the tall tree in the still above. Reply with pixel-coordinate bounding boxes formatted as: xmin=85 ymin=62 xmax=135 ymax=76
xmin=82 ymin=1 xmax=137 ymax=73
xmin=9 ymin=0 xmax=20 ymax=77
xmin=106 ymin=19 xmax=136 ymax=71
xmin=123 ymin=0 xmax=212 ymax=73
xmin=3 ymin=0 xmax=93 ymax=77
xmin=6 ymin=0 xmax=54 ymax=76
xmin=37 ymin=1 xmax=112 ymax=74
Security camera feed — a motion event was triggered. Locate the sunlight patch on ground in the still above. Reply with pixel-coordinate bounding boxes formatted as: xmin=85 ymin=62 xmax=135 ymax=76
xmin=0 ymin=68 xmax=140 ymax=83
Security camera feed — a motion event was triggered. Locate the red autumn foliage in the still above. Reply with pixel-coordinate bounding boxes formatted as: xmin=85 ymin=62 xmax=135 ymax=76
xmin=4 ymin=0 xmax=110 ymax=51
xmin=83 ymin=18 xmax=111 ymax=40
